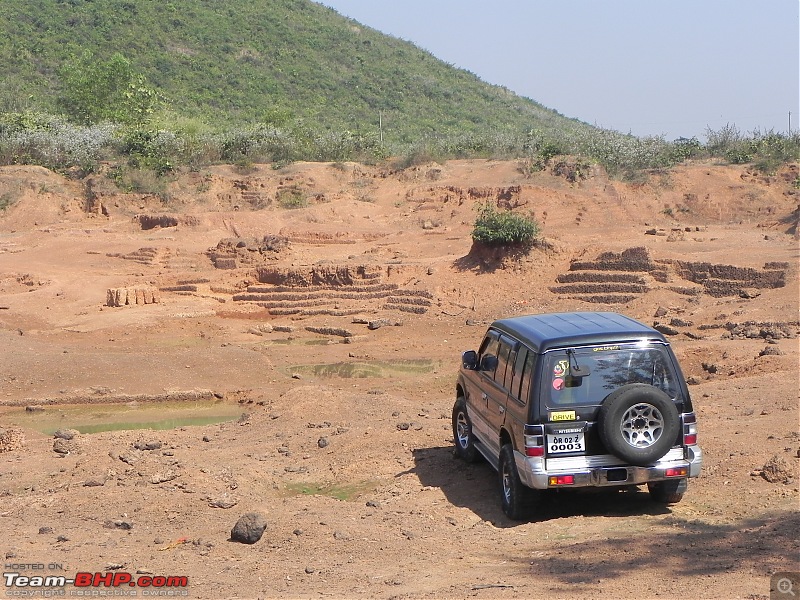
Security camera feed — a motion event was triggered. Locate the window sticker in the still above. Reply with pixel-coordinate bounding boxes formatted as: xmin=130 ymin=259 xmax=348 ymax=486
xmin=553 ymin=360 xmax=568 ymax=377
xmin=552 ymin=378 xmax=565 ymax=391
xmin=549 ymin=410 xmax=577 ymax=421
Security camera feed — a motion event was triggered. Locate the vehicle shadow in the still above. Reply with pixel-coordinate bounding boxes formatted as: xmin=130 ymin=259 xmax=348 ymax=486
xmin=404 ymin=445 xmax=673 ymax=527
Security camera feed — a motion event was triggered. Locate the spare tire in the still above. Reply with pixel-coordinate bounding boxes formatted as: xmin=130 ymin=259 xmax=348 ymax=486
xmin=598 ymin=383 xmax=680 ymax=466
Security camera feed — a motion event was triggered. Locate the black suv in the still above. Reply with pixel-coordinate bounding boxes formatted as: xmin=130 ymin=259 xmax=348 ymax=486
xmin=453 ymin=311 xmax=702 ymax=520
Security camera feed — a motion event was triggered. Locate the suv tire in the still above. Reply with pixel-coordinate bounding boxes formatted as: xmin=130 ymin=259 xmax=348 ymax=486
xmin=452 ymin=397 xmax=479 ymax=462
xmin=598 ymin=384 xmax=680 ymax=466
xmin=648 ymin=480 xmax=685 ymax=504
xmin=499 ymin=444 xmax=540 ymax=520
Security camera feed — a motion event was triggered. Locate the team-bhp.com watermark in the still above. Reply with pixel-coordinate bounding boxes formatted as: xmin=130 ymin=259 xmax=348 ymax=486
xmin=4 ymin=564 xmax=189 ymax=597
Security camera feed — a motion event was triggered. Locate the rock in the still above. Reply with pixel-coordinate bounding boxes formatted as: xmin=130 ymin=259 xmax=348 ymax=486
xmin=653 ymin=323 xmax=680 ymax=336
xmin=670 ymin=318 xmax=693 ymax=327
xmin=38 ymin=527 xmax=54 ymax=535
xmin=761 ymin=455 xmax=795 ymax=484
xmin=759 ymin=346 xmax=783 ymax=356
xmin=53 ymin=429 xmax=79 ymax=441
xmin=53 ymin=439 xmax=71 ymax=455
xmin=230 ymin=513 xmax=267 ymax=544
xmin=150 ymin=470 xmax=178 ymax=484
xmin=0 ymin=428 xmax=25 ymax=453
xmin=118 ymin=452 xmax=139 ymax=465
xmin=317 ymin=437 xmax=329 ymax=449
xmin=208 ymin=494 xmax=238 ymax=509
xmin=654 ymin=306 xmax=668 ymax=318
xmin=25 ymin=406 xmax=45 ymax=413
xmin=133 ymin=441 xmax=163 ymax=451
xmin=83 ymin=477 xmax=107 ymax=487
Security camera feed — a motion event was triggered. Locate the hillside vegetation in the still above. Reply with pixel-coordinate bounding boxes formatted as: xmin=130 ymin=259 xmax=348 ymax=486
xmin=0 ymin=0 xmax=798 ymax=178
xmin=1 ymin=0 xmax=578 ymax=139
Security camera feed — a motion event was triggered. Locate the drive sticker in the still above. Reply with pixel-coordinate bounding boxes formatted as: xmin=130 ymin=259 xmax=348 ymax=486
xmin=552 ymin=378 xmax=565 ymax=390
xmin=550 ymin=410 xmax=577 ymax=421
xmin=553 ymin=360 xmax=568 ymax=377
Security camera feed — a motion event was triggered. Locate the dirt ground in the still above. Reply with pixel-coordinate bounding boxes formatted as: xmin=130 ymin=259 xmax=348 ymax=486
xmin=0 ymin=158 xmax=798 ymax=600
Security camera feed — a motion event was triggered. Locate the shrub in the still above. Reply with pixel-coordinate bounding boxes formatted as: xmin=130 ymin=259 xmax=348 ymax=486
xmin=471 ymin=202 xmax=539 ymax=246
xmin=276 ymin=188 xmax=307 ymax=209
xmin=0 ymin=192 xmax=15 ymax=211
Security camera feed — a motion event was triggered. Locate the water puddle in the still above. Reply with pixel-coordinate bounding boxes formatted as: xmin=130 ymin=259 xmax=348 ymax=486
xmin=286 ymin=359 xmax=436 ymax=379
xmin=0 ymin=400 xmax=243 ymax=435
xmin=264 ymin=338 xmax=333 ymax=346
xmin=284 ymin=480 xmax=379 ymax=501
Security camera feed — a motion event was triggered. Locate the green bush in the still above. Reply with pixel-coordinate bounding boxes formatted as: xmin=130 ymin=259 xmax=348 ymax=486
xmin=276 ymin=188 xmax=307 ymax=209
xmin=472 ymin=202 xmax=539 ymax=246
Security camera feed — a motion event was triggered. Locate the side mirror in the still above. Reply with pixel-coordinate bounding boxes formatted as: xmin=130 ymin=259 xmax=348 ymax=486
xmin=462 ymin=350 xmax=478 ymax=370
xmin=480 ymin=354 xmax=498 ymax=372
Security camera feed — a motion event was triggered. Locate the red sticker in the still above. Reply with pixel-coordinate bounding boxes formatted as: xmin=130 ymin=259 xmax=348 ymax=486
xmin=553 ymin=378 xmax=565 ymax=391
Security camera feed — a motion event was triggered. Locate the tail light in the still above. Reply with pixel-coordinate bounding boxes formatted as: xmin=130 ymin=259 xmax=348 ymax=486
xmin=548 ymin=475 xmax=575 ymax=485
xmin=665 ymin=467 xmax=688 ymax=477
xmin=682 ymin=412 xmax=698 ymax=446
xmin=523 ymin=424 xmax=545 ymax=457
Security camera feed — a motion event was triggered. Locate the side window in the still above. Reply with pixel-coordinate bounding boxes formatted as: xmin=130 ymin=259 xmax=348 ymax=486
xmin=518 ymin=352 xmax=535 ymax=405
xmin=506 ymin=346 xmax=518 ymax=390
xmin=495 ymin=337 xmax=513 ymax=388
xmin=510 ymin=346 xmax=529 ymax=400
xmin=479 ymin=332 xmax=500 ymax=376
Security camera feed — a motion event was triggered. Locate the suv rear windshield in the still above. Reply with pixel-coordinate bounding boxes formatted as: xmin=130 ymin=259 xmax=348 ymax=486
xmin=541 ymin=343 xmax=679 ymax=408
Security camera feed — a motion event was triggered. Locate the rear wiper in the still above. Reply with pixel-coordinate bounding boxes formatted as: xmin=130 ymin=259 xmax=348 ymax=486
xmin=566 ymin=349 xmax=591 ymax=377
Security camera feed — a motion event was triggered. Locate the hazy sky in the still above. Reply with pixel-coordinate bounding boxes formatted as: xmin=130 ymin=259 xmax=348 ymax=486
xmin=316 ymin=0 xmax=800 ymax=141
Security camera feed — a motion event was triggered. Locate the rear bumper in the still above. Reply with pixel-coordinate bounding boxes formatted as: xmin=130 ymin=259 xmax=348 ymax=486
xmin=517 ymin=445 xmax=703 ymax=490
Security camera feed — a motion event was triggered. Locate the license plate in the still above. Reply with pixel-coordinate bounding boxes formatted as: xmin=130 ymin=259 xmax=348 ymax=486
xmin=546 ymin=432 xmax=585 ymax=454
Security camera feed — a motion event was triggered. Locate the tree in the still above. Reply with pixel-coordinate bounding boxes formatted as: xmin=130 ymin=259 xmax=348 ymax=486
xmin=59 ymin=52 xmax=162 ymax=125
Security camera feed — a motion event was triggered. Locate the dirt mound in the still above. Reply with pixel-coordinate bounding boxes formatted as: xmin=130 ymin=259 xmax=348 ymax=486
xmin=0 ymin=427 xmax=25 ymax=452
xmin=207 ymin=235 xmax=290 ymax=269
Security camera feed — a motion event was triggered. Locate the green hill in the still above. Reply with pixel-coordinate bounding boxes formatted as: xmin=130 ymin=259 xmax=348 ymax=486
xmin=0 ymin=0 xmax=587 ymax=140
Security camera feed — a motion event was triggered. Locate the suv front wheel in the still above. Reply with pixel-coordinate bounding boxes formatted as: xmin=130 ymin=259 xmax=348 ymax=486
xmin=452 ymin=397 xmax=479 ymax=462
